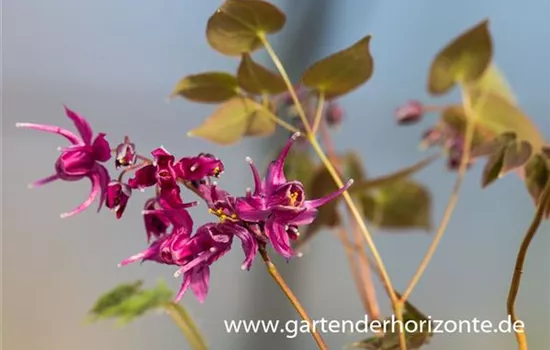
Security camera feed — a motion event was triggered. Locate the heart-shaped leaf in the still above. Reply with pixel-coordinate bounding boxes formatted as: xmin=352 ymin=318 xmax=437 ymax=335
xmin=500 ymin=140 xmax=533 ymax=176
xmin=469 ymin=63 xmax=517 ymax=104
xmin=361 ymin=180 xmax=432 ymax=231
xmin=206 ymin=0 xmax=286 ymax=56
xmin=188 ymin=97 xmax=276 ymax=145
xmin=87 ymin=280 xmax=173 ymax=326
xmin=302 ymin=35 xmax=374 ymax=99
xmin=428 ymin=19 xmax=492 ymax=95
xmin=481 ymin=147 xmax=506 ymax=188
xmin=470 ymin=131 xmax=516 ymax=158
xmin=170 ymin=72 xmax=238 ymax=103
xmin=237 ymin=53 xmax=287 ymax=94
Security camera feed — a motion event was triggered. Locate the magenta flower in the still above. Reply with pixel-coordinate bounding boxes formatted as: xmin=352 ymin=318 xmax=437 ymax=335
xmin=105 ymin=181 xmax=132 ymax=219
xmin=114 ymin=136 xmax=137 ymax=169
xmin=236 ymin=132 xmax=353 ymax=258
xmin=172 ymin=222 xmax=258 ymax=303
xmin=16 ymin=106 xmax=111 ymax=218
xmin=142 ymin=197 xmax=171 ymax=242
xmin=395 ymin=100 xmax=424 ymax=125
xmin=128 ymin=147 xmax=178 ymax=191
xmin=177 ymin=153 xmax=225 ymax=181
xmin=325 ymin=102 xmax=344 ymax=127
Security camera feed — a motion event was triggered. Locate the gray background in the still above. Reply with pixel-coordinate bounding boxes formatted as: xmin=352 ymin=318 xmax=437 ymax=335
xmin=2 ymin=1 xmax=549 ymax=349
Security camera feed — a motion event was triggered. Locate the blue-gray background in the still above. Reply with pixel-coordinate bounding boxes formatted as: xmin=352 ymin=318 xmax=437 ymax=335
xmin=2 ymin=1 xmax=549 ymax=349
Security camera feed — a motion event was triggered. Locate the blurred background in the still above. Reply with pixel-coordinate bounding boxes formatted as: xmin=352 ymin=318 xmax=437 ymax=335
xmin=2 ymin=0 xmax=549 ymax=349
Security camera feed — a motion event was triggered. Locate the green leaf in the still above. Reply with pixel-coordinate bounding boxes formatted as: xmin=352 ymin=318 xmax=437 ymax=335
xmin=170 ymin=72 xmax=238 ymax=103
xmin=301 ymin=35 xmax=374 ymax=99
xmin=87 ymin=280 xmax=173 ymax=326
xmin=349 ymin=155 xmax=438 ymax=195
xmin=188 ymin=96 xmax=276 ymax=145
xmin=428 ymin=19 xmax=492 ymax=95
xmin=500 ymin=140 xmax=533 ymax=176
xmin=439 ymin=105 xmax=492 ymax=149
xmin=469 ymin=63 xmax=517 ymax=104
xmin=361 ymin=180 xmax=432 ymax=231
xmin=524 ymin=154 xmax=550 ymax=210
xmin=348 ymin=295 xmax=432 ymax=350
xmin=237 ymin=53 xmax=287 ymax=94
xmin=466 ymin=88 xmax=545 ymax=151
xmin=206 ymin=0 xmax=286 ymax=56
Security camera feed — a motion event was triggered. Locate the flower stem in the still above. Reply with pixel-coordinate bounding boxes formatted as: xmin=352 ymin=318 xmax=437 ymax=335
xmin=260 ymin=35 xmax=405 ymax=350
xmin=507 ymin=180 xmax=550 ymax=350
xmin=259 ymin=247 xmax=328 ymax=350
xmin=164 ymin=302 xmax=208 ymax=350
xmin=312 ymin=91 xmax=326 ymax=134
xmin=401 ymin=88 xmax=475 ymax=303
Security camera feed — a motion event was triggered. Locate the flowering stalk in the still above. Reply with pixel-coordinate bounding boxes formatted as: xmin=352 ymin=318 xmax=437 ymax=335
xmin=259 ymin=247 xmax=328 ymax=350
xmin=259 ymin=34 xmax=406 ymax=350
xmin=507 ymin=180 xmax=550 ymax=350
xmin=164 ymin=302 xmax=208 ymax=350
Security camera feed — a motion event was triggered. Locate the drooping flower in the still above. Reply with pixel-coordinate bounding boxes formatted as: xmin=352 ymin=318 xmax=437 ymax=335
xmin=114 ymin=136 xmax=137 ymax=169
xmin=172 ymin=221 xmax=257 ymax=303
xmin=142 ymin=197 xmax=171 ymax=242
xmin=176 ymin=153 xmax=225 ymax=181
xmin=105 ymin=181 xmax=132 ymax=218
xmin=128 ymin=147 xmax=178 ymax=191
xmin=395 ymin=100 xmax=424 ymax=125
xmin=236 ymin=132 xmax=354 ymax=258
xmin=16 ymin=106 xmax=111 ymax=218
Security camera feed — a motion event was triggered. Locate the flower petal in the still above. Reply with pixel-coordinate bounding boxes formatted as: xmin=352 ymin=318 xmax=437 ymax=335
xmin=16 ymin=122 xmax=80 ymax=145
xmin=174 ymin=272 xmax=192 ymax=303
xmin=265 ymin=217 xmax=293 ymax=259
xmin=92 ymin=133 xmax=112 ymax=162
xmin=128 ymin=165 xmax=156 ymax=189
xmin=59 ymin=173 xmax=101 ymax=218
xmin=29 ymin=174 xmax=59 ymax=188
xmin=265 ymin=132 xmax=300 ymax=193
xmin=189 ymin=265 xmax=210 ymax=303
xmin=63 ymin=105 xmax=93 ymax=144
xmin=234 ymin=196 xmax=268 ymax=222
xmin=305 ymin=179 xmax=354 ymax=209
xmin=231 ymin=223 xmax=258 ymax=270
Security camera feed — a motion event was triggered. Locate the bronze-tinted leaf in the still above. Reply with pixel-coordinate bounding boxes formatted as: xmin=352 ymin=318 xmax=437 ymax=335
xmin=341 ymin=151 xmax=367 ymax=182
xmin=206 ymin=0 xmax=286 ymax=56
xmin=237 ymin=53 xmax=287 ymax=94
xmin=283 ymin=147 xmax=316 ymax=190
xmin=361 ymin=180 xmax=432 ymax=231
xmin=301 ymin=35 xmax=374 ymax=99
xmin=470 ymin=131 xmax=516 ymax=158
xmin=428 ymin=19 xmax=492 ymax=95
xmin=188 ymin=97 xmax=276 ymax=145
xmin=439 ymin=105 xmax=491 ymax=149
xmin=524 ymin=154 xmax=550 ymax=207
xmin=469 ymin=63 xmax=517 ymax=104
xmin=481 ymin=147 xmax=505 ymax=188
xmin=500 ymin=140 xmax=532 ymax=176
xmin=170 ymin=72 xmax=238 ymax=103
xmin=350 ymin=155 xmax=438 ymax=194
xmin=467 ymin=88 xmax=545 ymax=151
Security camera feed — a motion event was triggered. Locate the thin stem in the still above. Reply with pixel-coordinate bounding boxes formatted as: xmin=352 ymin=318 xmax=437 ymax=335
xmin=257 ymin=100 xmax=300 ymax=133
xmin=259 ymin=34 xmax=313 ymax=134
xmin=259 ymin=248 xmax=328 ymax=350
xmin=311 ymin=91 xmax=326 ymax=134
xmin=164 ymin=302 xmax=208 ymax=350
xmin=261 ymin=34 xmax=405 ymax=350
xmin=401 ymin=88 xmax=476 ymax=303
xmin=320 ymin=121 xmax=380 ymax=320
xmin=507 ymin=180 xmax=550 ymax=350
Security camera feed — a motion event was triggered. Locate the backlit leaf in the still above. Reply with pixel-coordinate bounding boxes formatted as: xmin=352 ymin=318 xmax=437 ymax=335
xmin=237 ymin=53 xmax=287 ymax=94
xmin=170 ymin=72 xmax=238 ymax=103
xmin=470 ymin=131 xmax=516 ymax=158
xmin=428 ymin=19 xmax=492 ymax=95
xmin=500 ymin=140 xmax=532 ymax=176
xmin=283 ymin=147 xmax=316 ymax=190
xmin=349 ymin=155 xmax=438 ymax=195
xmin=361 ymin=180 xmax=432 ymax=231
xmin=439 ymin=105 xmax=491 ymax=148
xmin=469 ymin=63 xmax=517 ymax=104
xmin=188 ymin=97 xmax=276 ymax=145
xmin=467 ymin=88 xmax=545 ymax=151
xmin=87 ymin=280 xmax=173 ymax=326
xmin=206 ymin=0 xmax=286 ymax=56
xmin=302 ymin=35 xmax=374 ymax=99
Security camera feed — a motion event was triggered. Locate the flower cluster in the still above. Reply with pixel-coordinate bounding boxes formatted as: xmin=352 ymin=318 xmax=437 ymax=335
xmin=394 ymin=100 xmax=475 ymax=170
xmin=17 ymin=107 xmax=353 ymax=303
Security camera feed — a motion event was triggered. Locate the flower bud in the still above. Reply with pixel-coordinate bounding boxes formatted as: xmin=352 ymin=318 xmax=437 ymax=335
xmin=395 ymin=100 xmax=424 ymax=125
xmin=115 ymin=136 xmax=137 ymax=169
xmin=325 ymin=102 xmax=344 ymax=127
xmin=106 ymin=181 xmax=132 ymax=218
